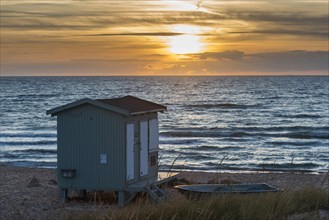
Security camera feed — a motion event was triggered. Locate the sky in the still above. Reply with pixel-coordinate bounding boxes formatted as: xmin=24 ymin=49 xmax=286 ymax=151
xmin=1 ymin=0 xmax=328 ymax=76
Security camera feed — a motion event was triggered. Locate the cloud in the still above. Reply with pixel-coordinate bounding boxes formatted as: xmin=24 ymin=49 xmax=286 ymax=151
xmin=2 ymin=50 xmax=327 ymax=76
xmin=197 ymin=50 xmax=245 ymax=61
xmin=196 ymin=50 xmax=328 ymax=64
xmin=1 ymin=10 xmax=228 ymax=31
xmin=230 ymin=12 xmax=328 ymax=26
xmin=228 ymin=30 xmax=328 ymax=38
xmin=0 ymin=59 xmax=144 ymax=76
xmin=79 ymin=32 xmax=183 ymax=37
xmin=2 ymin=0 xmax=327 ymax=40
xmin=191 ymin=50 xmax=329 ymax=74
xmin=249 ymin=50 xmax=329 ymax=71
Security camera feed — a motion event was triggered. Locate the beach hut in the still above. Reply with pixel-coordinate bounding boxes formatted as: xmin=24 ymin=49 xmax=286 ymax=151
xmin=47 ymin=96 xmax=167 ymax=206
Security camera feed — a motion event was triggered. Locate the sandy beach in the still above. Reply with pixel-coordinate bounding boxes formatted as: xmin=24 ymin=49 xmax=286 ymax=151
xmin=0 ymin=165 xmax=328 ymax=220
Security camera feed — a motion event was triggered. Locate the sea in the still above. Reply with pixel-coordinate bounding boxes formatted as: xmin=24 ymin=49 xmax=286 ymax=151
xmin=0 ymin=76 xmax=328 ymax=173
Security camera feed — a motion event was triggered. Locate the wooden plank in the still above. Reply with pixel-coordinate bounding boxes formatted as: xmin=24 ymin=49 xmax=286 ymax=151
xmin=126 ymin=123 xmax=135 ymax=181
xmin=140 ymin=121 xmax=149 ymax=176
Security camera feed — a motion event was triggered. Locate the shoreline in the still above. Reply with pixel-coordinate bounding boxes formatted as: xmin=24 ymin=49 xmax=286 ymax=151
xmin=1 ymin=165 xmax=328 ymax=220
xmin=2 ymin=162 xmax=327 ymax=175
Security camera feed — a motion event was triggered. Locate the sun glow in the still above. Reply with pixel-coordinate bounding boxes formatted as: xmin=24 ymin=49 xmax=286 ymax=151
xmin=160 ymin=0 xmax=197 ymax=11
xmin=167 ymin=25 xmax=204 ymax=54
xmin=168 ymin=35 xmax=203 ymax=54
xmin=159 ymin=0 xmax=210 ymax=13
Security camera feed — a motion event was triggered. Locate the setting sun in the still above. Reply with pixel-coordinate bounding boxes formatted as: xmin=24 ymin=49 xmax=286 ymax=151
xmin=168 ymin=35 xmax=204 ymax=54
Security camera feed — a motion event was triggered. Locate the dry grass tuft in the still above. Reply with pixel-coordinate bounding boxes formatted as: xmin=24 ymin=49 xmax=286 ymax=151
xmin=61 ymin=187 xmax=329 ymax=220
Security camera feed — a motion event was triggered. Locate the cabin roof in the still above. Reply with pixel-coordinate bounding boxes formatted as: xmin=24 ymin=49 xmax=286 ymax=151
xmin=97 ymin=96 xmax=167 ymax=115
xmin=46 ymin=95 xmax=167 ymax=116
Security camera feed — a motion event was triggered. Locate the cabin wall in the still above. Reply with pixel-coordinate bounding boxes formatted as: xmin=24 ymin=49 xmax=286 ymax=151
xmin=57 ymin=104 xmax=125 ymax=191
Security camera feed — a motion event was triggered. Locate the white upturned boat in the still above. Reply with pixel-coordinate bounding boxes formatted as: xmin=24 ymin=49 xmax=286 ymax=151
xmin=175 ymin=183 xmax=280 ymax=197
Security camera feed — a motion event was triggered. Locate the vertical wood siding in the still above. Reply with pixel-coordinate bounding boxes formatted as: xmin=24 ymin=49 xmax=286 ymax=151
xmin=56 ymin=106 xmax=160 ymax=191
xmin=57 ymin=104 xmax=125 ymax=190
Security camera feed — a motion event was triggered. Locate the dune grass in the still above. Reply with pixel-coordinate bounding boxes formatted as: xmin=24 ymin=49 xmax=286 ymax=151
xmin=63 ymin=187 xmax=328 ymax=220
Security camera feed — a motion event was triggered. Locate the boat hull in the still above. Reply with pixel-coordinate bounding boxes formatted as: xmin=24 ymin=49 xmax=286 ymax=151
xmin=175 ymin=183 xmax=280 ymax=198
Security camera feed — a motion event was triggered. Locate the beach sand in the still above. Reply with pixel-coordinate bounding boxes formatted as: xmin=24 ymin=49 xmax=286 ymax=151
xmin=0 ymin=165 xmax=328 ymax=220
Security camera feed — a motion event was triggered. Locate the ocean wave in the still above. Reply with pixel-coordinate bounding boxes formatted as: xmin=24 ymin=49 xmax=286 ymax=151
xmin=185 ymin=103 xmax=259 ymax=109
xmin=161 ymin=130 xmax=328 ymax=140
xmin=0 ymin=140 xmax=56 ymax=146
xmin=160 ymin=131 xmax=250 ymax=138
xmin=258 ymin=96 xmax=281 ymax=100
xmin=1 ymin=150 xmax=57 ymax=160
xmin=13 ymin=149 xmax=57 ymax=154
xmin=160 ymin=149 xmax=179 ymax=154
xmin=0 ymin=133 xmax=56 ymax=138
xmin=276 ymin=114 xmax=322 ymax=119
xmin=265 ymin=141 xmax=322 ymax=146
xmin=257 ymin=162 xmax=319 ymax=170
xmin=17 ymin=94 xmax=60 ymax=98
xmin=185 ymin=145 xmax=242 ymax=151
xmin=2 ymin=153 xmax=19 ymax=159
xmin=203 ymin=161 xmax=235 ymax=168
xmin=160 ymin=164 xmax=197 ymax=171
xmin=183 ymin=154 xmax=213 ymax=160
xmin=159 ymin=139 xmax=200 ymax=145
xmin=225 ymin=126 xmax=329 ymax=133
xmin=278 ymin=132 xmax=329 ymax=139
xmin=159 ymin=149 xmax=215 ymax=160
xmin=198 ymin=162 xmax=320 ymax=171
xmin=2 ymin=161 xmax=57 ymax=168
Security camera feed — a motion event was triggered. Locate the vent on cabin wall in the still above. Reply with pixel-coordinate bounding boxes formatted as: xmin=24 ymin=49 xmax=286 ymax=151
xmin=62 ymin=169 xmax=75 ymax=178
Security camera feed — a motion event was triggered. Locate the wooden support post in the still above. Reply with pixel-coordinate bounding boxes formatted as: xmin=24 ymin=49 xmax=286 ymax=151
xmin=126 ymin=192 xmax=138 ymax=205
xmin=118 ymin=191 xmax=125 ymax=207
xmin=59 ymin=188 xmax=68 ymax=202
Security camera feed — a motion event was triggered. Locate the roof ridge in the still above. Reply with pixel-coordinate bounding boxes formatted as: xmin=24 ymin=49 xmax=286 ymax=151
xmin=48 ymin=96 xmax=166 ymax=116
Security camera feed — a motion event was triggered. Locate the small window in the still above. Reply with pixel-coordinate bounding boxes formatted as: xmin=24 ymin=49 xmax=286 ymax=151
xmin=150 ymin=155 xmax=157 ymax=167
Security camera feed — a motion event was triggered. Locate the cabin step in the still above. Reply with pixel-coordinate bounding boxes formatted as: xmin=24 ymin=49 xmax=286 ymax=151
xmin=144 ymin=184 xmax=166 ymax=202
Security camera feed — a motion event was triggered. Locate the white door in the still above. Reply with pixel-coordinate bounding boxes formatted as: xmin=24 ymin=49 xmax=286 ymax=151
xmin=140 ymin=121 xmax=149 ymax=176
xmin=126 ymin=123 xmax=135 ymax=181
xmin=149 ymin=119 xmax=159 ymax=151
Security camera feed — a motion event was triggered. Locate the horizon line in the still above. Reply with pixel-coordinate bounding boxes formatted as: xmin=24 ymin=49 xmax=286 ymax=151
xmin=1 ymin=74 xmax=328 ymax=77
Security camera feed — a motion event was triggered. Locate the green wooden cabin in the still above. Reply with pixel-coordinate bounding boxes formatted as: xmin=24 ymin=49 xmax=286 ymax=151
xmin=47 ymin=96 xmax=166 ymax=206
